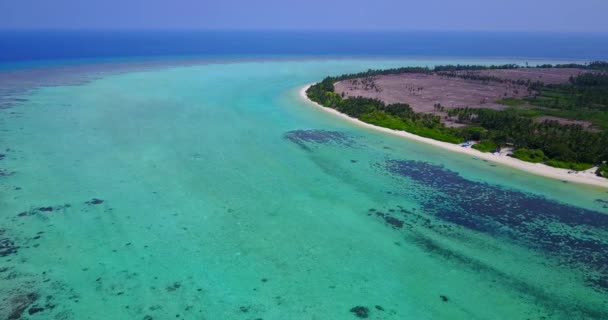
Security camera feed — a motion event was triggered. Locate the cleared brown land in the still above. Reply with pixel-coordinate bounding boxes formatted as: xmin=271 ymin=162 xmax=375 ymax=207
xmin=536 ymin=116 xmax=597 ymax=130
xmin=449 ymin=68 xmax=591 ymax=85
xmin=334 ymin=68 xmax=590 ymax=127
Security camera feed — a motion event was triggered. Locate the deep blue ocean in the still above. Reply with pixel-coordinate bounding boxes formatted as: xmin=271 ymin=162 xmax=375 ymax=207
xmin=1 ymin=30 xmax=607 ymax=67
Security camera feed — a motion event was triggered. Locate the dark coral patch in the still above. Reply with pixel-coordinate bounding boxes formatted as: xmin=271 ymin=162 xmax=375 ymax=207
xmin=284 ymin=130 xmax=354 ymax=151
xmin=166 ymin=282 xmax=181 ymax=292
xmin=0 ymin=168 xmax=15 ymax=177
xmin=372 ymin=210 xmax=405 ymax=229
xmin=8 ymin=293 xmax=39 ymax=320
xmin=0 ymin=237 xmax=19 ymax=257
xmin=350 ymin=306 xmax=370 ymax=318
xmin=28 ymin=305 xmax=45 ymax=315
xmin=17 ymin=204 xmax=71 ymax=217
xmin=383 ymin=216 xmax=404 ymax=229
xmin=85 ymin=198 xmax=104 ymax=205
xmin=384 ymin=160 xmax=608 ymax=291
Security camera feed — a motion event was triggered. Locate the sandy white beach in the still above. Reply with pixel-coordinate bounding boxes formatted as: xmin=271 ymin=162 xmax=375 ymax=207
xmin=299 ymin=84 xmax=608 ymax=189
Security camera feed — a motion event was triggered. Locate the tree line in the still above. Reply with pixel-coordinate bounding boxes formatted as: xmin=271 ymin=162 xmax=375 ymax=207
xmin=306 ymin=63 xmax=608 ymax=176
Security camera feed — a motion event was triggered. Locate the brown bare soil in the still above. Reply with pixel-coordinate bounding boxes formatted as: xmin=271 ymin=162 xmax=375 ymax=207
xmin=450 ymin=68 xmax=590 ymax=85
xmin=334 ymin=68 xmax=591 ymax=127
xmin=536 ymin=116 xmax=596 ymax=130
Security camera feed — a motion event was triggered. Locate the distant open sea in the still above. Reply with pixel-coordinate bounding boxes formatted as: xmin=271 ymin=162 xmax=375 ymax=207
xmin=1 ymin=30 xmax=608 ymax=67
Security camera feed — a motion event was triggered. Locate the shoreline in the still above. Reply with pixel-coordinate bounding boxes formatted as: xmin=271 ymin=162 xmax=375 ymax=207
xmin=298 ymin=84 xmax=608 ymax=189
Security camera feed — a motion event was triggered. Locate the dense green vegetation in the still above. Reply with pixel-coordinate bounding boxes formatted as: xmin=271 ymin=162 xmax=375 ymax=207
xmin=545 ymin=160 xmax=594 ymax=171
xmin=472 ymin=140 xmax=498 ymax=152
xmin=446 ymin=106 xmax=607 ymax=170
xmin=512 ymin=148 xmax=545 ymax=163
xmin=307 ymin=62 xmax=608 ymax=176
xmin=517 ymin=72 xmax=608 ymax=129
xmin=490 ymin=72 xmax=608 ymax=129
xmin=597 ymin=164 xmax=608 ymax=178
xmin=307 ymin=78 xmax=463 ymax=143
xmin=527 ymin=73 xmax=608 ymax=111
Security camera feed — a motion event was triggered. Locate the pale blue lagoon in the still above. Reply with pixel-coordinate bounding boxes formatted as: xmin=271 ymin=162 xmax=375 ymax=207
xmin=1 ymin=58 xmax=607 ymax=319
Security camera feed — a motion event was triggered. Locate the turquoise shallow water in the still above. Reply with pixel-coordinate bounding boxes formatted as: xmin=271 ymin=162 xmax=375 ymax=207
xmin=1 ymin=58 xmax=608 ymax=319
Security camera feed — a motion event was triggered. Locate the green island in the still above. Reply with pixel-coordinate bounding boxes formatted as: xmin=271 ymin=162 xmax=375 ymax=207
xmin=306 ymin=62 xmax=608 ymax=177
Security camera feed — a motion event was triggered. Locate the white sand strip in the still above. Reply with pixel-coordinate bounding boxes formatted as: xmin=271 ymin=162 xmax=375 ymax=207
xmin=299 ymin=84 xmax=608 ymax=189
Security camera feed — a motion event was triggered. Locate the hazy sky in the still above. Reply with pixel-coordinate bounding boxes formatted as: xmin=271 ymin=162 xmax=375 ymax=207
xmin=1 ymin=0 xmax=607 ymax=32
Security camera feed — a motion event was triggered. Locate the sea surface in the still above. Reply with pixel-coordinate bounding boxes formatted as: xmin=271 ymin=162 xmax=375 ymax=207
xmin=1 ymin=31 xmax=608 ymax=319
xmin=2 ymin=30 xmax=608 ymax=67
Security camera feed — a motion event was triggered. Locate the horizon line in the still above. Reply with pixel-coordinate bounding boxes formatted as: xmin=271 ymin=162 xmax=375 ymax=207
xmin=1 ymin=28 xmax=608 ymax=35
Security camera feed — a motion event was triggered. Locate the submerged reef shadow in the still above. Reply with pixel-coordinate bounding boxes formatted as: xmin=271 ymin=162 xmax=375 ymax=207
xmin=284 ymin=129 xmax=356 ymax=151
xmin=383 ymin=159 xmax=608 ymax=293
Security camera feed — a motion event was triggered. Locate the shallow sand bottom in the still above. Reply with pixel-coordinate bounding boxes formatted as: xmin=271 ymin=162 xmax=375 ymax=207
xmin=0 ymin=59 xmax=607 ymax=319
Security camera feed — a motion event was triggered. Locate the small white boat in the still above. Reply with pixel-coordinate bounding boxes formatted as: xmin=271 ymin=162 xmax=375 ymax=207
xmin=461 ymin=141 xmax=474 ymax=147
